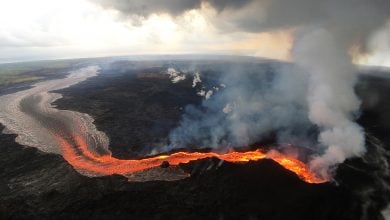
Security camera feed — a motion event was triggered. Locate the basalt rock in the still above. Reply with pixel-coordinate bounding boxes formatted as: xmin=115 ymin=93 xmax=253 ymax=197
xmin=0 ymin=124 xmax=362 ymax=220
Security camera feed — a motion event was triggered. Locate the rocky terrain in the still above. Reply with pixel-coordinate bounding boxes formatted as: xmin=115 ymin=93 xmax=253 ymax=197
xmin=0 ymin=124 xmax=364 ymax=220
xmin=54 ymin=63 xmax=202 ymax=158
xmin=0 ymin=60 xmax=389 ymax=219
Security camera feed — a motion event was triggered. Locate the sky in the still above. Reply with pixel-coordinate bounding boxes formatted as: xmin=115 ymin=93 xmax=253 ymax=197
xmin=0 ymin=0 xmax=389 ymax=66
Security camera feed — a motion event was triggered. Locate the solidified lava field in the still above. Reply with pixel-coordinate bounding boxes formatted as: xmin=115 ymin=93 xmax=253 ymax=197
xmin=0 ymin=123 xmax=363 ymax=219
xmin=0 ymin=58 xmax=389 ymax=219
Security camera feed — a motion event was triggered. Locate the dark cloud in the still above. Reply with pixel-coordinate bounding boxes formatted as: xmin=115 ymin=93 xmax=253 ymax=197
xmin=92 ymin=0 xmax=252 ymax=17
xmin=92 ymin=0 xmax=390 ymax=40
xmin=228 ymin=0 xmax=390 ymax=37
xmin=93 ymin=0 xmax=203 ymax=16
xmin=206 ymin=0 xmax=252 ymax=11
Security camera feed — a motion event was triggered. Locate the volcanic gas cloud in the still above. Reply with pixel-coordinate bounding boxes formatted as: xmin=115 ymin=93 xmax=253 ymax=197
xmin=38 ymin=0 xmax=389 ymax=183
xmin=159 ymin=0 xmax=390 ymax=180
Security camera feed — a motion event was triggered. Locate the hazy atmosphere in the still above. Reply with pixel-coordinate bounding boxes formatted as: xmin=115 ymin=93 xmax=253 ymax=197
xmin=0 ymin=0 xmax=390 ymax=219
xmin=0 ymin=0 xmax=389 ymax=66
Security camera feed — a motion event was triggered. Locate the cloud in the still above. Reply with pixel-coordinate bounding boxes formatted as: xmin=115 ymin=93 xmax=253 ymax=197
xmin=92 ymin=0 xmax=390 ymax=42
xmin=91 ymin=0 xmax=253 ymax=17
xmin=92 ymin=0 xmax=203 ymax=16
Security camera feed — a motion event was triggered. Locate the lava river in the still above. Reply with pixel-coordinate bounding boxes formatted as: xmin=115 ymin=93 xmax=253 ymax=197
xmin=58 ymin=133 xmax=324 ymax=183
xmin=0 ymin=66 xmax=325 ymax=184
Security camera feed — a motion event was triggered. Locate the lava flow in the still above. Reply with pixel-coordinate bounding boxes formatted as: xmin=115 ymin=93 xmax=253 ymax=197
xmin=58 ymin=134 xmax=325 ymax=183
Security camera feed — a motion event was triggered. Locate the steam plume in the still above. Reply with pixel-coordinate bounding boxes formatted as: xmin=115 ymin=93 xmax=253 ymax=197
xmin=169 ymin=63 xmax=314 ymax=149
xmin=280 ymin=0 xmax=389 ymax=178
xmin=169 ymin=0 xmax=389 ymax=178
xmin=92 ymin=0 xmax=390 ymax=177
xmin=294 ymin=28 xmax=366 ymax=178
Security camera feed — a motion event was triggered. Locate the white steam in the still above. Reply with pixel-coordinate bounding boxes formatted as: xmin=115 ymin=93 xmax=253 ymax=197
xmin=168 ymin=63 xmax=314 ymax=149
xmin=167 ymin=68 xmax=186 ymax=83
xmin=292 ymin=27 xmax=366 ymax=178
xmin=156 ymin=0 xmax=390 ymax=179
xmin=192 ymin=72 xmax=202 ymax=87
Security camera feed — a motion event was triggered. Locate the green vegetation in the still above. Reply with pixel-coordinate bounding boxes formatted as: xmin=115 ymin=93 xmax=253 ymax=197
xmin=0 ymin=75 xmax=45 ymax=86
xmin=0 ymin=59 xmax=82 ymax=86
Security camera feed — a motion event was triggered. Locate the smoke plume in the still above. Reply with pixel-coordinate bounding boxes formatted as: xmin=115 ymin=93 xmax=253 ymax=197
xmin=169 ymin=62 xmax=315 ymax=150
xmin=169 ymin=0 xmax=389 ymax=178
xmin=92 ymin=0 xmax=390 ymax=177
xmin=269 ymin=0 xmax=389 ymax=178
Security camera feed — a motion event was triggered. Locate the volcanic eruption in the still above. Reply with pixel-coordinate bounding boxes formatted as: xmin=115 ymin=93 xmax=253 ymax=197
xmin=58 ymin=133 xmax=324 ymax=183
xmin=1 ymin=0 xmax=390 ymax=219
xmin=143 ymin=0 xmax=390 ymax=180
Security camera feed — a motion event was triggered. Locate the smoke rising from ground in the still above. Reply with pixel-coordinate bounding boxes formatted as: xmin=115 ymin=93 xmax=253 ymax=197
xmin=169 ymin=63 xmax=315 ymax=150
xmin=164 ymin=0 xmax=389 ymax=178
xmin=293 ymin=28 xmax=366 ymax=178
xmin=270 ymin=0 xmax=389 ymax=178
xmin=93 ymin=0 xmax=390 ymax=177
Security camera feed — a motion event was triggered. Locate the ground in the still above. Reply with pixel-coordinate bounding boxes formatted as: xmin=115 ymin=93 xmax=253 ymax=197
xmin=0 ymin=57 xmax=389 ymax=219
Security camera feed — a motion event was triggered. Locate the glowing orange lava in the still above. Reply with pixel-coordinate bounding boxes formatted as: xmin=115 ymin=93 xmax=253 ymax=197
xmin=58 ymin=135 xmax=325 ymax=183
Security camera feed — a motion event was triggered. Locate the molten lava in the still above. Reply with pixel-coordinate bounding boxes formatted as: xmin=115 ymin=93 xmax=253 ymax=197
xmin=58 ymin=135 xmax=325 ymax=183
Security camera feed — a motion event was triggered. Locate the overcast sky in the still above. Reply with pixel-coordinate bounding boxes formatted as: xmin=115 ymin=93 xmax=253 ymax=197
xmin=0 ymin=0 xmax=389 ymax=66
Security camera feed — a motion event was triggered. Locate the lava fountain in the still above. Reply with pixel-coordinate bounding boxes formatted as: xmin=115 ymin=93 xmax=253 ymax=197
xmin=58 ymin=133 xmax=325 ymax=183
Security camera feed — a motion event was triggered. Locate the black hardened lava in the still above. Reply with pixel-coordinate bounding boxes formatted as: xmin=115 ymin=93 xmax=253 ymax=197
xmin=0 ymin=124 xmax=363 ymax=220
xmin=1 ymin=61 xmax=389 ymax=219
xmin=54 ymin=64 xmax=202 ymax=159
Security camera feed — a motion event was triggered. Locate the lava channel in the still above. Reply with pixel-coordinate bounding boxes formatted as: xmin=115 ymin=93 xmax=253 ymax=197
xmin=58 ymin=134 xmax=325 ymax=184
